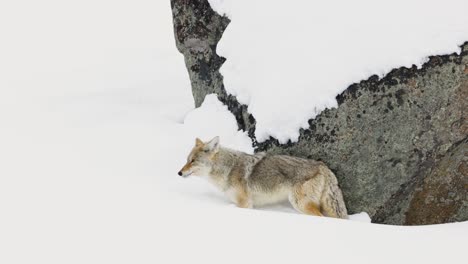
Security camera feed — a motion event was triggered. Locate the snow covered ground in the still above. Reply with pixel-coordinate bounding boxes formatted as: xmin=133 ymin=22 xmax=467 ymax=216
xmin=209 ymin=0 xmax=468 ymax=143
xmin=0 ymin=1 xmax=467 ymax=264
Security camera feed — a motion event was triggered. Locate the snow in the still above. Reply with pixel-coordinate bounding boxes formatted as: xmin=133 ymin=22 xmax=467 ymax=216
xmin=0 ymin=1 xmax=467 ymax=264
xmin=208 ymin=0 xmax=468 ymax=143
xmin=183 ymin=94 xmax=254 ymax=154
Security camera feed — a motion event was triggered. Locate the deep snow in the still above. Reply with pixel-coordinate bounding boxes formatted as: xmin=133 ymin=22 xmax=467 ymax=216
xmin=209 ymin=0 xmax=468 ymax=143
xmin=0 ymin=1 xmax=467 ymax=264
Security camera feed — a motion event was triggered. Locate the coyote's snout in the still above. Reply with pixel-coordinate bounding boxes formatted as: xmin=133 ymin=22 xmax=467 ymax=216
xmin=178 ymin=136 xmax=348 ymax=219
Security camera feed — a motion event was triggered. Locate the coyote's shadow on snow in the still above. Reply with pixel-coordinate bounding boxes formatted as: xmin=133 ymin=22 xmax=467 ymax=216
xmin=199 ymin=190 xmax=370 ymax=222
xmin=199 ymin=191 xmax=303 ymax=214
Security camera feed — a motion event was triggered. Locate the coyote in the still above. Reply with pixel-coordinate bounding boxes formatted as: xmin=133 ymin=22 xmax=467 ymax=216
xmin=178 ymin=136 xmax=348 ymax=218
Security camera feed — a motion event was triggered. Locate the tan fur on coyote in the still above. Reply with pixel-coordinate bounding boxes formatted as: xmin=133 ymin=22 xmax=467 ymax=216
xmin=178 ymin=136 xmax=348 ymax=218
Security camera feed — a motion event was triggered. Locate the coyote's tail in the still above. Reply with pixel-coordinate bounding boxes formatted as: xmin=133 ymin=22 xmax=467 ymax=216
xmin=322 ymin=170 xmax=348 ymax=219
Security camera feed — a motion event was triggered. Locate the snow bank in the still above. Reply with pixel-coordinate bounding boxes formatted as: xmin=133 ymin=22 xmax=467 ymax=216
xmin=209 ymin=0 xmax=468 ymax=143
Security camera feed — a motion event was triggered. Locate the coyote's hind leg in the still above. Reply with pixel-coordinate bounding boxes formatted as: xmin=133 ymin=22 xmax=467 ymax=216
xmin=288 ymin=179 xmax=324 ymax=217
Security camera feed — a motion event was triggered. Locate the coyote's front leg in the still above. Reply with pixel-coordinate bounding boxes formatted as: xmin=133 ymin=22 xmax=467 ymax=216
xmin=236 ymin=193 xmax=252 ymax=209
xmin=229 ymin=185 xmax=252 ymax=209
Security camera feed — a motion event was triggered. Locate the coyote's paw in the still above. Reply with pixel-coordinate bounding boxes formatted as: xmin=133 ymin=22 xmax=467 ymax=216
xmin=236 ymin=200 xmax=253 ymax=209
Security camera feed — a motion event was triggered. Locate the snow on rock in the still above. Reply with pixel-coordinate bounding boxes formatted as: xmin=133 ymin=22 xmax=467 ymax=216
xmin=349 ymin=212 xmax=372 ymax=223
xmin=183 ymin=94 xmax=254 ymax=154
xmin=208 ymin=0 xmax=468 ymax=143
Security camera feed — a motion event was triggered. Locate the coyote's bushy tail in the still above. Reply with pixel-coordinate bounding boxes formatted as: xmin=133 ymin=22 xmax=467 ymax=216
xmin=321 ymin=170 xmax=348 ymax=219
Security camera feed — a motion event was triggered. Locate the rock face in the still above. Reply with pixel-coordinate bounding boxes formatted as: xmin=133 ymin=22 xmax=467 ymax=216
xmin=170 ymin=0 xmax=468 ymax=225
xmin=260 ymin=54 xmax=468 ymax=225
xmin=170 ymin=0 xmax=256 ymax=140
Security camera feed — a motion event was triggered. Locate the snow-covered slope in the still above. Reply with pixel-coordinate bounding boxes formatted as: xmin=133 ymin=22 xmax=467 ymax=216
xmin=1 ymin=1 xmax=467 ymax=264
xmin=209 ymin=0 xmax=468 ymax=143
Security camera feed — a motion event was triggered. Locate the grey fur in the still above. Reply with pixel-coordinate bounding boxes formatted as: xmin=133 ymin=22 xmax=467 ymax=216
xmin=179 ymin=137 xmax=348 ymax=219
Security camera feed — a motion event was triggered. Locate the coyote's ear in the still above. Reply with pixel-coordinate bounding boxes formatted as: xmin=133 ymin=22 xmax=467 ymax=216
xmin=205 ymin=136 xmax=220 ymax=152
xmin=195 ymin=138 xmax=203 ymax=146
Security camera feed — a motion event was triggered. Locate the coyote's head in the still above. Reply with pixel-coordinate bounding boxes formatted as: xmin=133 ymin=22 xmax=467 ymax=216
xmin=178 ymin=136 xmax=220 ymax=177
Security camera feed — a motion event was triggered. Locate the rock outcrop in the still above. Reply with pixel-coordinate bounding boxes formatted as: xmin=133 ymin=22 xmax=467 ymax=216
xmin=170 ymin=0 xmax=468 ymax=225
xmin=170 ymin=0 xmax=256 ymax=140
